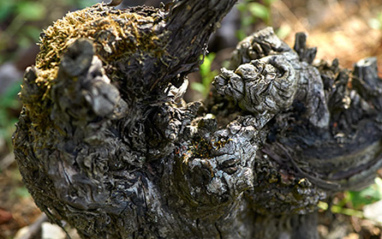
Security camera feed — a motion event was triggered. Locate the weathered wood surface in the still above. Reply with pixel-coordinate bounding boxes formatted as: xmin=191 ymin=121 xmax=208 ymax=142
xmin=13 ymin=1 xmax=382 ymax=238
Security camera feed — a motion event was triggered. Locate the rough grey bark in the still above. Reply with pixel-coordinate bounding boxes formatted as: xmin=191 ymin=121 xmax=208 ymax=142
xmin=13 ymin=1 xmax=382 ymax=239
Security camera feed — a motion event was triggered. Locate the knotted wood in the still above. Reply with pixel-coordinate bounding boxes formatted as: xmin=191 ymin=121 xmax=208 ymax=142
xmin=13 ymin=1 xmax=382 ymax=238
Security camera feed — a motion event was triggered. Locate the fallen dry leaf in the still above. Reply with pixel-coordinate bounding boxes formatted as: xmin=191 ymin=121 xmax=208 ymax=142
xmin=0 ymin=208 xmax=13 ymax=224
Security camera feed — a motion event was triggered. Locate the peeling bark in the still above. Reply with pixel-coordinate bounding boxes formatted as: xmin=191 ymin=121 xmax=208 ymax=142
xmin=13 ymin=1 xmax=382 ymax=239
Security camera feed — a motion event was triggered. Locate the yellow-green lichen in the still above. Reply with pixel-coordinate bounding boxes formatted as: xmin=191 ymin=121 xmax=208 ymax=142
xmin=21 ymin=3 xmax=167 ymax=131
xmin=176 ymin=137 xmax=232 ymax=165
xmin=36 ymin=3 xmax=164 ymax=72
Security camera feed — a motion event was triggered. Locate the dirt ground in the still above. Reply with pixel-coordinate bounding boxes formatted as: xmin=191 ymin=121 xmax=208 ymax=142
xmin=278 ymin=0 xmax=382 ymax=73
xmin=1 ymin=0 xmax=382 ymax=238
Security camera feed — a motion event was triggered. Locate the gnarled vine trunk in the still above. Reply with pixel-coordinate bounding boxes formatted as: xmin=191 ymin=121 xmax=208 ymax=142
xmin=13 ymin=1 xmax=382 ymax=238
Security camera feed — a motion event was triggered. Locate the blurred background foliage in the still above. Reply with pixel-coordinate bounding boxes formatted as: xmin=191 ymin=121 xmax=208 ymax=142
xmin=1 ymin=0 xmax=382 ymax=238
xmin=0 ymin=0 xmax=98 ymax=65
xmin=236 ymin=0 xmax=279 ymax=40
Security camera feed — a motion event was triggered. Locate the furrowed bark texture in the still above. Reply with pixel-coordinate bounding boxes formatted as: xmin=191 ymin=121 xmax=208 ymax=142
xmin=13 ymin=1 xmax=382 ymax=238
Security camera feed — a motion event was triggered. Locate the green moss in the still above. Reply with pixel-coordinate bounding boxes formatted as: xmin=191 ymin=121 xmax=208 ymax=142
xmin=20 ymin=3 xmax=168 ymax=133
xmin=175 ymin=137 xmax=232 ymax=166
xmin=26 ymin=3 xmax=167 ymax=101
xmin=36 ymin=3 xmax=164 ymax=72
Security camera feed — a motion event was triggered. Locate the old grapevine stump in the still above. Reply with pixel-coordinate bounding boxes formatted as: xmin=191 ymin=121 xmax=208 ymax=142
xmin=13 ymin=1 xmax=382 ymax=238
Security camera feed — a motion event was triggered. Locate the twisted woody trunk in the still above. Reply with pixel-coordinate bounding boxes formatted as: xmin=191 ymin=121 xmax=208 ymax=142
xmin=13 ymin=1 xmax=382 ymax=238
